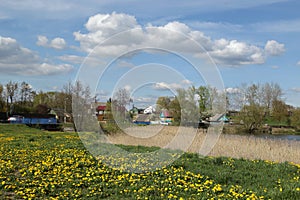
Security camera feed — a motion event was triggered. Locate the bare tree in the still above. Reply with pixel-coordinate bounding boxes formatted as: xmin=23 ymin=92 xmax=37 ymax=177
xmin=71 ymin=81 xmax=95 ymax=132
xmin=6 ymin=81 xmax=18 ymax=112
xmin=20 ymin=81 xmax=32 ymax=105
xmin=112 ymin=88 xmax=131 ymax=123
xmin=262 ymin=82 xmax=282 ymax=115
xmin=6 ymin=81 xmax=18 ymax=104
xmin=0 ymin=84 xmax=4 ymax=111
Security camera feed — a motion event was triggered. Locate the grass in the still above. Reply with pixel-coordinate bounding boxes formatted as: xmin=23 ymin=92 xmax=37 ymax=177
xmin=0 ymin=124 xmax=299 ymax=199
xmin=108 ymin=126 xmax=300 ymax=164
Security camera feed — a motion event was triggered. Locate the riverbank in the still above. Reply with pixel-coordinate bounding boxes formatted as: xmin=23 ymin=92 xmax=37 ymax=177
xmin=222 ymin=124 xmax=300 ymax=135
xmin=108 ymin=126 xmax=300 ymax=164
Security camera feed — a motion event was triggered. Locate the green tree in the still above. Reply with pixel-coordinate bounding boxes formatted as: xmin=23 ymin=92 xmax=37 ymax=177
xmin=33 ymin=91 xmax=64 ymax=110
xmin=197 ymin=86 xmax=210 ymax=114
xmin=104 ymin=98 xmax=113 ymax=122
xmin=271 ymin=100 xmax=289 ymax=125
xmin=156 ymin=96 xmax=171 ymax=113
xmin=237 ymin=83 xmax=268 ymax=133
xmin=169 ymin=97 xmax=181 ymax=124
xmin=290 ymin=108 xmax=300 ymax=129
xmin=239 ymin=104 xmax=266 ymax=134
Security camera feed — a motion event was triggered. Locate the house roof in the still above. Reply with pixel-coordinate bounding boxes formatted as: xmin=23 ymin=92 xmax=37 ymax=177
xmin=96 ymin=105 xmax=106 ymax=111
xmin=209 ymin=113 xmax=229 ymax=122
xmin=160 ymin=109 xmax=172 ymax=118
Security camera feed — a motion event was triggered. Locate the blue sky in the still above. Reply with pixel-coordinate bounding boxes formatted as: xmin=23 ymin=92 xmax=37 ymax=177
xmin=0 ymin=0 xmax=299 ymax=107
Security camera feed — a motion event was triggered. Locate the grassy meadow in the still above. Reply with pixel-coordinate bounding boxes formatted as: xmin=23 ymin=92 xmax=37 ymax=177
xmin=0 ymin=124 xmax=299 ymax=199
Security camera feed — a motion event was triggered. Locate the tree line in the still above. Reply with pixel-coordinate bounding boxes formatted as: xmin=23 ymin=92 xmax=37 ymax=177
xmin=1 ymin=80 xmax=300 ymax=133
xmin=155 ymin=83 xmax=300 ymax=133
xmin=0 ymin=81 xmax=90 ymax=119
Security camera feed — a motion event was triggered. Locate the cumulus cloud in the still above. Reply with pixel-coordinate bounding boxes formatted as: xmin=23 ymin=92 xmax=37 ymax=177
xmin=0 ymin=36 xmax=73 ymax=75
xmin=58 ymin=55 xmax=85 ymax=64
xmin=115 ymin=60 xmax=136 ymax=68
xmin=226 ymin=87 xmax=240 ymax=94
xmin=134 ymin=97 xmax=155 ymax=103
xmin=124 ymin=85 xmax=132 ymax=91
xmin=153 ymin=82 xmax=182 ymax=91
xmin=264 ymin=40 xmax=285 ymax=56
xmin=210 ymin=40 xmax=265 ymax=65
xmin=50 ymin=38 xmax=67 ymax=50
xmin=74 ymin=12 xmax=285 ymax=66
xmin=153 ymin=80 xmax=192 ymax=91
xmin=36 ymin=35 xmax=48 ymax=47
xmin=36 ymin=35 xmax=67 ymax=49
xmin=0 ymin=36 xmax=39 ymax=63
xmin=181 ymin=79 xmax=193 ymax=85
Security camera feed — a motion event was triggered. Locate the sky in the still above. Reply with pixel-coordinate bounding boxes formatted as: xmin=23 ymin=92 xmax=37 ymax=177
xmin=0 ymin=0 xmax=299 ymax=107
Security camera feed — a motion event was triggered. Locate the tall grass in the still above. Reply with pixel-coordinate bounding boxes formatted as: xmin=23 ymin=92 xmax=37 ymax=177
xmin=108 ymin=125 xmax=300 ymax=164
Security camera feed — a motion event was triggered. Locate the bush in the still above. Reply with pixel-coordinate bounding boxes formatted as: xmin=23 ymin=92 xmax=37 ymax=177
xmin=100 ymin=121 xmax=121 ymax=134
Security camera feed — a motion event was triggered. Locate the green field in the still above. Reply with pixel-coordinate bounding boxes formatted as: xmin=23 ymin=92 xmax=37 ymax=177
xmin=0 ymin=125 xmax=299 ymax=199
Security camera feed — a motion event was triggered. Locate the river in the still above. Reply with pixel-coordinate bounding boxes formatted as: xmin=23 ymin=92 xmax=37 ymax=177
xmin=256 ymin=134 xmax=300 ymax=141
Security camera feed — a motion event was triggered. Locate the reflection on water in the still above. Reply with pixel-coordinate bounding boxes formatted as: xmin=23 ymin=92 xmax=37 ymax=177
xmin=256 ymin=134 xmax=300 ymax=141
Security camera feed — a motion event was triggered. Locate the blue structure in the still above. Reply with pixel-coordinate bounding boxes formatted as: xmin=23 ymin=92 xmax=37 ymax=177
xmin=134 ymin=121 xmax=151 ymax=125
xmin=8 ymin=113 xmax=61 ymax=130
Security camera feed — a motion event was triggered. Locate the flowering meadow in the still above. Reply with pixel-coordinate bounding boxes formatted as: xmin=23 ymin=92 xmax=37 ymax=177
xmin=0 ymin=125 xmax=299 ymax=199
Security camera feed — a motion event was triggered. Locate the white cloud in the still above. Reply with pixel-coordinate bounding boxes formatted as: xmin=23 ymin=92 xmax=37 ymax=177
xmin=187 ymin=21 xmax=243 ymax=33
xmin=0 ymin=36 xmax=73 ymax=75
xmin=134 ymin=97 xmax=155 ymax=103
xmin=124 ymin=85 xmax=132 ymax=91
xmin=36 ymin=35 xmax=48 ymax=46
xmin=297 ymin=61 xmax=300 ymax=66
xmin=0 ymin=63 xmax=73 ymax=76
xmin=37 ymin=63 xmax=73 ymax=75
xmin=85 ymin=12 xmax=140 ymax=33
xmin=153 ymin=82 xmax=182 ymax=91
xmin=74 ymin=12 xmax=284 ymax=66
xmin=36 ymin=35 xmax=67 ymax=49
xmin=210 ymin=40 xmax=265 ymax=65
xmin=0 ymin=36 xmax=39 ymax=63
xmin=50 ymin=38 xmax=67 ymax=50
xmin=153 ymin=80 xmax=192 ymax=91
xmin=116 ymin=60 xmax=135 ymax=68
xmin=226 ymin=87 xmax=240 ymax=94
xmin=58 ymin=55 xmax=85 ymax=64
xmin=264 ymin=40 xmax=285 ymax=56
xmin=181 ymin=79 xmax=193 ymax=85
